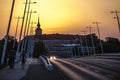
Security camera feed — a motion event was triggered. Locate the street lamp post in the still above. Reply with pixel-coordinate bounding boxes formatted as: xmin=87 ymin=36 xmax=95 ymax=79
xmin=30 ymin=22 xmax=36 ymax=35
xmin=21 ymin=0 xmax=36 ymax=50
xmin=13 ymin=16 xmax=23 ymax=49
xmin=16 ymin=0 xmax=28 ymax=62
xmin=86 ymin=26 xmax=96 ymax=55
xmin=24 ymin=10 xmax=36 ymax=58
xmin=79 ymin=34 xmax=84 ymax=56
xmin=1 ymin=0 xmax=15 ymax=65
xmin=77 ymin=39 xmax=81 ymax=57
xmin=24 ymin=10 xmax=36 ymax=50
xmin=111 ymin=10 xmax=120 ymax=32
xmin=81 ymin=30 xmax=89 ymax=55
xmin=93 ymin=21 xmax=104 ymax=54
xmin=26 ymin=10 xmax=37 ymax=36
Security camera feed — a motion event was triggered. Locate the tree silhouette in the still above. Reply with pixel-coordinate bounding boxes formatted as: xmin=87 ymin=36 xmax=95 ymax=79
xmin=33 ymin=41 xmax=47 ymax=58
xmin=103 ymin=37 xmax=120 ymax=53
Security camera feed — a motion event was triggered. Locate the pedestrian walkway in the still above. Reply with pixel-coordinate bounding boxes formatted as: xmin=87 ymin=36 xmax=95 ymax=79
xmin=0 ymin=59 xmax=30 ymax=80
xmin=0 ymin=58 xmax=68 ymax=80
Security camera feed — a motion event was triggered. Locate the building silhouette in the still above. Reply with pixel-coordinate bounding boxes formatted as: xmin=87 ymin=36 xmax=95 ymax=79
xmin=26 ymin=17 xmax=94 ymax=58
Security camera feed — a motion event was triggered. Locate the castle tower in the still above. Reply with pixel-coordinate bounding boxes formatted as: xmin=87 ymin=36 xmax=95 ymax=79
xmin=35 ymin=17 xmax=42 ymax=35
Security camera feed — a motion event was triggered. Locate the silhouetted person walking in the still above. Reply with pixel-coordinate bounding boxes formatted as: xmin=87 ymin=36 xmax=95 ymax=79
xmin=8 ymin=48 xmax=16 ymax=69
xmin=20 ymin=50 xmax=26 ymax=69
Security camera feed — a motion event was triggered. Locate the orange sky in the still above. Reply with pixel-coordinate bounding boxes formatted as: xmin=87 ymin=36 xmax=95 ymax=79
xmin=0 ymin=0 xmax=120 ymax=40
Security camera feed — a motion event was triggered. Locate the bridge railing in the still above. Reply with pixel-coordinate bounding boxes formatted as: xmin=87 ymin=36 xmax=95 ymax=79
xmin=39 ymin=55 xmax=53 ymax=71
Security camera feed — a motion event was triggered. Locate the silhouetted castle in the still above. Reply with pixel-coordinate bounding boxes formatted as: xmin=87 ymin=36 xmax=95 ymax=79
xmin=26 ymin=17 xmax=93 ymax=57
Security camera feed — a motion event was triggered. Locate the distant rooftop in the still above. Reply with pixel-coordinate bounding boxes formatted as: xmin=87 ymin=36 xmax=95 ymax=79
xmin=27 ymin=34 xmax=83 ymax=40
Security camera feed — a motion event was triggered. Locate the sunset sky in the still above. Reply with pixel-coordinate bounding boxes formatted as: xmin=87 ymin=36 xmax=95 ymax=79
xmin=0 ymin=0 xmax=120 ymax=40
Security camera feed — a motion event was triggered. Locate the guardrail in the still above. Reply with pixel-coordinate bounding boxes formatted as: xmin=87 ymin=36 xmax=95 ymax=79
xmin=39 ymin=55 xmax=53 ymax=71
xmin=94 ymin=53 xmax=120 ymax=56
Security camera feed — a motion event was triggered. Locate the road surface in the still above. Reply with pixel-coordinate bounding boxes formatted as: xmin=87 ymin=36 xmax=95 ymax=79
xmin=51 ymin=55 xmax=120 ymax=80
xmin=20 ymin=58 xmax=69 ymax=80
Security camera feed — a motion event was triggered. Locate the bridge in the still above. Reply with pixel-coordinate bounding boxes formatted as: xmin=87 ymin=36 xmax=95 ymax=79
xmin=0 ymin=0 xmax=120 ymax=80
xmin=0 ymin=53 xmax=120 ymax=80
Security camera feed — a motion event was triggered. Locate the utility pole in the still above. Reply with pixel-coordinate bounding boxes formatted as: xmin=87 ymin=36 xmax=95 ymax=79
xmin=111 ymin=10 xmax=120 ymax=32
xmin=86 ymin=26 xmax=96 ymax=55
xmin=1 ymin=0 xmax=15 ymax=65
xmin=93 ymin=21 xmax=104 ymax=54
xmin=81 ymin=30 xmax=89 ymax=55
xmin=13 ymin=16 xmax=23 ymax=48
xmin=16 ymin=0 xmax=28 ymax=62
